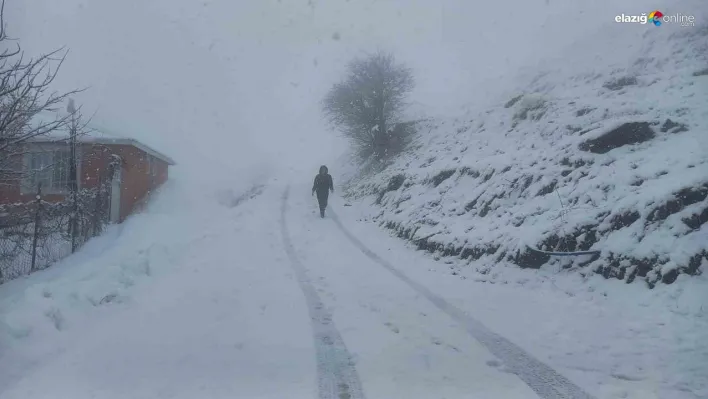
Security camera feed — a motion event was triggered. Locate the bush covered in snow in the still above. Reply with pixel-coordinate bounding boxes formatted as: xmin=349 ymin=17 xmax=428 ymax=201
xmin=345 ymin=23 xmax=708 ymax=288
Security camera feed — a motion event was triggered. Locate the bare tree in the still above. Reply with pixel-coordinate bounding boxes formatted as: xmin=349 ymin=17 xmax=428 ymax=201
xmin=0 ymin=0 xmax=80 ymax=186
xmin=323 ymin=51 xmax=415 ymax=162
xmin=61 ymin=98 xmax=95 ymax=251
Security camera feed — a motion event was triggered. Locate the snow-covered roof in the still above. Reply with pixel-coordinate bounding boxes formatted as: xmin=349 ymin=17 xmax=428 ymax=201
xmin=29 ymin=113 xmax=176 ymax=165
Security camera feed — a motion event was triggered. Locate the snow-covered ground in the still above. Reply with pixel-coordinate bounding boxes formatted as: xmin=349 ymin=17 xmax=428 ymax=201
xmin=1 ymin=180 xmax=706 ymax=398
xmin=0 ymin=180 xmax=316 ymax=398
xmin=2 ymin=1 xmax=707 ymax=398
xmin=341 ymin=196 xmax=708 ymax=399
xmin=344 ymin=12 xmax=708 ymax=288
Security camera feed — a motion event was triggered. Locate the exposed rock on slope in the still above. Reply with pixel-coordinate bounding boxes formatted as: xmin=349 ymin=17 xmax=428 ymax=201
xmin=345 ymin=24 xmax=708 ymax=288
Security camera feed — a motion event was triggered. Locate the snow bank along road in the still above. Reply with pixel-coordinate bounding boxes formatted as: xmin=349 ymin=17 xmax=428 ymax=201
xmin=3 ymin=181 xmax=663 ymax=399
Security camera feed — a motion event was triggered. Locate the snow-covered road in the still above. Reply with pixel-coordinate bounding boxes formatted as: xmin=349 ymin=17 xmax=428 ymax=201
xmin=0 ymin=181 xmax=705 ymax=399
xmin=283 ymin=184 xmax=597 ymax=399
xmin=281 ymin=185 xmax=551 ymax=399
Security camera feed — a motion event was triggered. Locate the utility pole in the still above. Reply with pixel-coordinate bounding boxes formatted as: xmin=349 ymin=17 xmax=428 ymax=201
xmin=31 ymin=183 xmax=42 ymax=272
xmin=67 ymin=98 xmax=79 ymax=252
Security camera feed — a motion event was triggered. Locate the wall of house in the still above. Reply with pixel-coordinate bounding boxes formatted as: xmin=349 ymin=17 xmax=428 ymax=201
xmin=0 ymin=180 xmax=64 ymax=203
xmin=113 ymin=146 xmax=170 ymax=223
xmin=0 ymin=188 xmax=66 ymax=204
xmin=156 ymin=158 xmax=169 ymax=187
xmin=0 ymin=143 xmax=120 ymax=204
xmin=81 ymin=143 xmax=119 ymax=188
xmin=118 ymin=145 xmax=148 ymax=222
xmin=0 ymin=143 xmax=171 ymax=224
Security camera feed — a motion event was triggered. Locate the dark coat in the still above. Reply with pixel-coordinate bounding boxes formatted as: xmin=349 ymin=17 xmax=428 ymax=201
xmin=313 ymin=173 xmax=334 ymax=197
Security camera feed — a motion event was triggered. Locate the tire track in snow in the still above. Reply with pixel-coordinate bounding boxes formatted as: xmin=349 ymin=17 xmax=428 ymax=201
xmin=280 ymin=187 xmax=366 ymax=399
xmin=329 ymin=210 xmax=595 ymax=399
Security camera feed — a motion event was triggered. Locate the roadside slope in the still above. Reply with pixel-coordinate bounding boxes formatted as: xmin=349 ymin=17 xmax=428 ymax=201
xmin=345 ymin=16 xmax=708 ymax=288
xmin=332 ymin=194 xmax=708 ymax=399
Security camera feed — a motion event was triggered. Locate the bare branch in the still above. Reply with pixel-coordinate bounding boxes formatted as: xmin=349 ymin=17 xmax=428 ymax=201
xmin=0 ymin=8 xmax=81 ymax=183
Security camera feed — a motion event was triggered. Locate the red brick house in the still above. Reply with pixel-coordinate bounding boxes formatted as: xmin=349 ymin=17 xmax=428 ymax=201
xmin=0 ymin=129 xmax=175 ymax=223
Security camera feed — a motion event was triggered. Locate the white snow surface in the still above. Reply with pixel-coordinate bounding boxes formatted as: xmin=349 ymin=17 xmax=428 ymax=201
xmin=344 ymin=14 xmax=708 ymax=287
xmin=1 ymin=1 xmax=707 ymax=398
xmin=0 ymin=181 xmax=706 ymax=399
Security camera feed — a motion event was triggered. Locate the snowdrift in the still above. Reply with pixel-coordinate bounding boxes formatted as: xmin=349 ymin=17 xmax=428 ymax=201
xmin=345 ymin=23 xmax=708 ymax=288
xmin=0 ymin=177 xmax=266 ymax=353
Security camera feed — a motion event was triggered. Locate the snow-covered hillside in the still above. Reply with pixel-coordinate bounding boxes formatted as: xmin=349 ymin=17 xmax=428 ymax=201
xmin=345 ymin=21 xmax=708 ymax=288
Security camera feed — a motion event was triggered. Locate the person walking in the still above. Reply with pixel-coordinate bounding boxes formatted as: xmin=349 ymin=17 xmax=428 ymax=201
xmin=312 ymin=165 xmax=334 ymax=218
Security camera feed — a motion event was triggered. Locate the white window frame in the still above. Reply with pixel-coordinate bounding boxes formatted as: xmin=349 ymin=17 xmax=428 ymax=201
xmin=20 ymin=144 xmax=81 ymax=195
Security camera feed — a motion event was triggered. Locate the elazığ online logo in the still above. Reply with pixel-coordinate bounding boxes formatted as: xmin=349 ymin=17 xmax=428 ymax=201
xmin=648 ymin=10 xmax=663 ymax=25
xmin=615 ymin=10 xmax=695 ymax=26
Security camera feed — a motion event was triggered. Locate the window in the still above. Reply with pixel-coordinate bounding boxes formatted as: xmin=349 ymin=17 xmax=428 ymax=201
xmin=22 ymin=149 xmax=73 ymax=194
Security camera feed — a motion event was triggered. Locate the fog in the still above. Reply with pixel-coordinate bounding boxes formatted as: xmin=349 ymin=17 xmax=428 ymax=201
xmin=8 ymin=0 xmax=653 ymax=188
